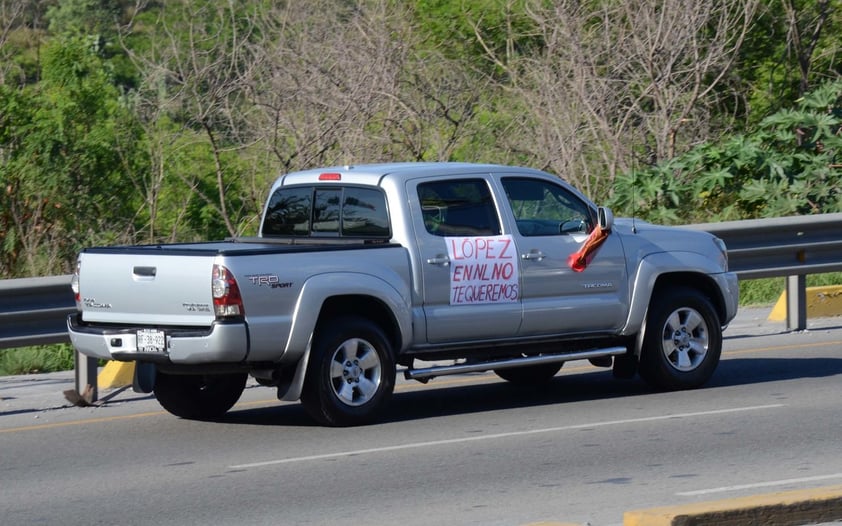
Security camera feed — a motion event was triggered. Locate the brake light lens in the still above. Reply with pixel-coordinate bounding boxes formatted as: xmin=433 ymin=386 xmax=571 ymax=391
xmin=71 ymin=259 xmax=81 ymax=309
xmin=319 ymin=172 xmax=341 ymax=181
xmin=212 ymin=264 xmax=244 ymax=318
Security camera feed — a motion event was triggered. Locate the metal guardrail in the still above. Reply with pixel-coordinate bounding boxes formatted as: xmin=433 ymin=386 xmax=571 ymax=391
xmin=686 ymin=212 xmax=842 ymax=332
xmin=1 ymin=212 xmax=841 ymax=401
xmin=0 ymin=275 xmax=76 ymax=349
xmin=685 ymin=212 xmax=842 ymax=279
xmin=0 ymin=274 xmax=96 ymax=402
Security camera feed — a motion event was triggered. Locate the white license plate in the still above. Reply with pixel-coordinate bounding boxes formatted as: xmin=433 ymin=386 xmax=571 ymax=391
xmin=137 ymin=329 xmax=166 ymax=353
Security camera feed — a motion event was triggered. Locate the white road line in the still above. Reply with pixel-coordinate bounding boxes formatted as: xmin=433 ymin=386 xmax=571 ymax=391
xmin=229 ymin=404 xmax=784 ymax=470
xmin=677 ymin=473 xmax=842 ymax=497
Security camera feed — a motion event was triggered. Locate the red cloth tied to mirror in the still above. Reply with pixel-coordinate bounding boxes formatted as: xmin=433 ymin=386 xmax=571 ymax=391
xmin=567 ymin=225 xmax=609 ymax=272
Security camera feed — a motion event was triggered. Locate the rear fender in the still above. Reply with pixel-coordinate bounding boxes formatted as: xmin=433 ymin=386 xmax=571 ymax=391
xmin=278 ymin=273 xmax=411 ymax=401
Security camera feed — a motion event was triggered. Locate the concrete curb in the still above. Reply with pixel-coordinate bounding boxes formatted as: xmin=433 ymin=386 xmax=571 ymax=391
xmin=623 ymin=484 xmax=842 ymax=526
xmin=769 ymin=285 xmax=842 ymax=321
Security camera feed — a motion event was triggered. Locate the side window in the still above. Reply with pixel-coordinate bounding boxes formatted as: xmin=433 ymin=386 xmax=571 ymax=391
xmin=262 ymin=187 xmax=312 ymax=236
xmin=502 ymin=178 xmax=593 ymax=236
xmin=261 ymin=186 xmax=390 ymax=238
xmin=418 ymin=179 xmax=501 ymax=236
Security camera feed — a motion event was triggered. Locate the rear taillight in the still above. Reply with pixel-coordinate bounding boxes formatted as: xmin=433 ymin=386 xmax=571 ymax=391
xmin=71 ymin=259 xmax=81 ymax=309
xmin=212 ymin=264 xmax=244 ymax=318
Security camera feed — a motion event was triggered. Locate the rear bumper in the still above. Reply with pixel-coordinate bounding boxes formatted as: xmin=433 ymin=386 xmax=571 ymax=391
xmin=67 ymin=314 xmax=248 ymax=364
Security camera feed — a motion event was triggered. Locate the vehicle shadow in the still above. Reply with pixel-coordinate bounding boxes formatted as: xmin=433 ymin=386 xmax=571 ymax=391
xmin=725 ymin=323 xmax=842 ymax=341
xmin=219 ymin=356 xmax=842 ymax=427
xmin=709 ymin=356 xmax=842 ymax=387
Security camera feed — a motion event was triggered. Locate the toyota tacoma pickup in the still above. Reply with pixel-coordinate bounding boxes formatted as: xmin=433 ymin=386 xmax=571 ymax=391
xmin=67 ymin=162 xmax=739 ymax=426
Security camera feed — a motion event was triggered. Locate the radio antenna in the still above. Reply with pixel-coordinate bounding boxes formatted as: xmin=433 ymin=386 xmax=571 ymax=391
xmin=631 ymin=129 xmax=639 ymax=234
xmin=631 ymin=167 xmax=637 ymax=234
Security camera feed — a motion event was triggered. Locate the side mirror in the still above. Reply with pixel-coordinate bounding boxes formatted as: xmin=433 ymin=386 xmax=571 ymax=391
xmin=598 ymin=206 xmax=614 ymax=232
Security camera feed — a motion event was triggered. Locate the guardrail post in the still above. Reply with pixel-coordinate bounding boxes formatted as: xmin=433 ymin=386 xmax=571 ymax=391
xmin=74 ymin=349 xmax=98 ymax=403
xmin=786 ymin=275 xmax=807 ymax=331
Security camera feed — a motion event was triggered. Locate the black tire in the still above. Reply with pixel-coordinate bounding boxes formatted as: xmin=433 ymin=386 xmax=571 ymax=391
xmin=300 ymin=317 xmax=395 ymax=426
xmin=639 ymin=287 xmax=722 ymax=390
xmin=494 ymin=362 xmax=562 ymax=384
xmin=154 ymin=371 xmax=247 ymax=420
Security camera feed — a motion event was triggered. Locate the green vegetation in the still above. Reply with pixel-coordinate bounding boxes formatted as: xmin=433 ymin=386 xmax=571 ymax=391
xmin=1 ymin=0 xmax=839 ymax=278
xmin=0 ymin=344 xmax=75 ymax=376
xmin=606 ymin=80 xmax=842 ymax=224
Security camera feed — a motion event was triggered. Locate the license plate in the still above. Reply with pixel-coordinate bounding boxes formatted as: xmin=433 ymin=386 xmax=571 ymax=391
xmin=137 ymin=329 xmax=166 ymax=353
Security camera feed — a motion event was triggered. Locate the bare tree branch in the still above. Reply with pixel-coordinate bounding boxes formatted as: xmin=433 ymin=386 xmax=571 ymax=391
xmin=474 ymin=0 xmax=758 ymax=198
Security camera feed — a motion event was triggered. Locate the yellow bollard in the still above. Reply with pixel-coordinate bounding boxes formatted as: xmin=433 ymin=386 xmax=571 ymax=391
xmin=98 ymin=361 xmax=136 ymax=389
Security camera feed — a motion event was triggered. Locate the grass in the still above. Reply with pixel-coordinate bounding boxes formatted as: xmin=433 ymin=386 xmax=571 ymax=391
xmin=1 ymin=273 xmax=840 ymax=376
xmin=739 ymin=277 xmax=787 ymax=306
xmin=0 ymin=344 xmax=76 ymax=376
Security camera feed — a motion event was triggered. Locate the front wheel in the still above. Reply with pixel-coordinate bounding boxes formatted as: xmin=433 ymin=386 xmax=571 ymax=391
xmin=154 ymin=371 xmax=247 ymax=420
xmin=639 ymin=287 xmax=722 ymax=391
xmin=300 ymin=317 xmax=395 ymax=426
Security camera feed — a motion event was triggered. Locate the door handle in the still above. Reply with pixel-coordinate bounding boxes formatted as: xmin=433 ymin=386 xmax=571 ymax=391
xmin=132 ymin=266 xmax=157 ymax=280
xmin=426 ymin=255 xmax=450 ymax=266
xmin=521 ymin=251 xmax=545 ymax=261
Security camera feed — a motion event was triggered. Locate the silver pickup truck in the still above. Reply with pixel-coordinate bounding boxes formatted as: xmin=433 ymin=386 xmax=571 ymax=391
xmin=68 ymin=162 xmax=738 ymax=426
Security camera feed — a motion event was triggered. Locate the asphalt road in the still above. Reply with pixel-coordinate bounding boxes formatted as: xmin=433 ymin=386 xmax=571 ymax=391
xmin=2 ymin=308 xmax=842 ymax=526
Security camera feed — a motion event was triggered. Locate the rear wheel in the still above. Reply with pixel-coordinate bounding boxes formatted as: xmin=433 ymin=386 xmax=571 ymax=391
xmin=300 ymin=317 xmax=395 ymax=426
xmin=154 ymin=371 xmax=247 ymax=420
xmin=639 ymin=287 xmax=722 ymax=390
xmin=494 ymin=362 xmax=562 ymax=384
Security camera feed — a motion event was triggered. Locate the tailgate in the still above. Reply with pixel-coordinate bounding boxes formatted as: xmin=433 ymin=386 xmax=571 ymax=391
xmin=78 ymin=251 xmax=216 ymax=326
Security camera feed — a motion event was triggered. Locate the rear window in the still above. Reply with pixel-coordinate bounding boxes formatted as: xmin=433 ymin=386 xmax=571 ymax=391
xmin=261 ymin=186 xmax=390 ymax=238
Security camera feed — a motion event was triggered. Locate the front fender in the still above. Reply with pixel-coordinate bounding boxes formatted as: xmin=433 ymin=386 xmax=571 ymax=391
xmin=623 ymin=251 xmax=735 ymax=337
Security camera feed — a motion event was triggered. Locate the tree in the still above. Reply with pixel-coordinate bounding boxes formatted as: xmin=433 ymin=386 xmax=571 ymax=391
xmin=475 ymin=0 xmax=758 ymax=199
xmin=244 ymin=0 xmax=406 ymax=170
xmin=0 ymin=36 xmax=141 ymax=277
xmin=0 ymin=0 xmax=49 ymax=87
xmin=0 ymin=0 xmax=25 ymax=85
xmin=735 ymin=0 xmax=841 ymax=127
xmin=246 ymin=0 xmax=491 ymax=169
xmin=45 ymin=0 xmax=123 ymax=37
xmin=607 ymin=78 xmax=842 ymax=223
xmin=782 ymin=0 xmax=834 ymax=96
xmin=120 ymin=0 xmax=259 ymax=239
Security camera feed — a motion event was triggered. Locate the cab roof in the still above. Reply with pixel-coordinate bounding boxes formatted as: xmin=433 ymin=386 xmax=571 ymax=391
xmin=271 ymin=162 xmax=543 ymax=189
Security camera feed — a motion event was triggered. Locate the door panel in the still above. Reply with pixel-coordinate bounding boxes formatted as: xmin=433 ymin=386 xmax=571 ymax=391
xmin=410 ymin=177 xmax=523 ymax=344
xmin=500 ymin=177 xmax=629 ymax=336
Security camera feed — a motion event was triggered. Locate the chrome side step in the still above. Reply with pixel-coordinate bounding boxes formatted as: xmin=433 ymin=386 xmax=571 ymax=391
xmin=404 ymin=346 xmax=628 ymax=382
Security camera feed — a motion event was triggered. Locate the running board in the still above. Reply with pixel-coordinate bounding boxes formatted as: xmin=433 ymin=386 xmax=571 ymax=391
xmin=404 ymin=346 xmax=628 ymax=382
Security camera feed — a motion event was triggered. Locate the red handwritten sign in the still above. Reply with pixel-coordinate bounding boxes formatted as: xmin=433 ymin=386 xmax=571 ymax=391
xmin=446 ymin=235 xmax=519 ymax=304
